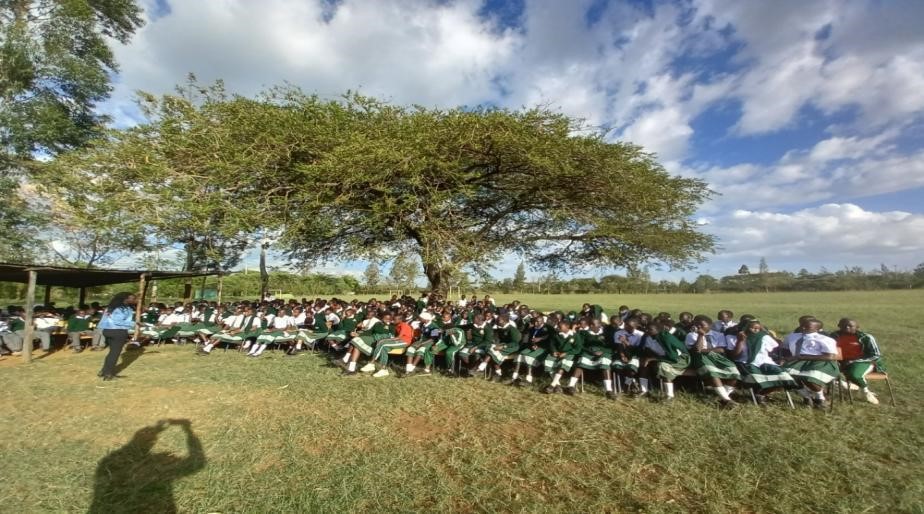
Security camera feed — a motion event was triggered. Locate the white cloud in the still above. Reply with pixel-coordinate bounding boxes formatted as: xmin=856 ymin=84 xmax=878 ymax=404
xmin=713 ymin=204 xmax=924 ymax=267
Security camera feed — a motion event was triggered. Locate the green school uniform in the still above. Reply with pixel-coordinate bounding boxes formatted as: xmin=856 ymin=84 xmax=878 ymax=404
xmin=431 ymin=327 xmax=466 ymax=369
xmin=326 ymin=315 xmax=358 ymax=343
xmin=67 ymin=316 xmax=91 ymax=333
xmin=487 ymin=322 xmax=521 ymax=365
xmin=543 ymin=331 xmax=583 ymax=373
xmin=457 ymin=323 xmax=493 ymax=361
xmin=577 ymin=328 xmax=612 ymax=369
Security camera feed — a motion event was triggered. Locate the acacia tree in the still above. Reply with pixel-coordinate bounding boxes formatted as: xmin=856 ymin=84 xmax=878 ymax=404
xmin=278 ymin=94 xmax=714 ymax=292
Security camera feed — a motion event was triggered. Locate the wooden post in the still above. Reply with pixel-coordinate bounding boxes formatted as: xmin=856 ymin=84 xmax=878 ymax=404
xmin=78 ymin=287 xmax=87 ymax=307
xmin=217 ymin=274 xmax=224 ymax=306
xmin=133 ymin=273 xmax=147 ymax=342
xmin=22 ymin=270 xmax=37 ymax=363
xmin=43 ymin=284 xmax=51 ymax=306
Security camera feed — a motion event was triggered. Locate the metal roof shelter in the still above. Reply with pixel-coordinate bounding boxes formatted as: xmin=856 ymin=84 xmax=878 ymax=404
xmin=1 ymin=263 xmax=221 ymax=363
xmin=0 ymin=263 xmax=216 ymax=288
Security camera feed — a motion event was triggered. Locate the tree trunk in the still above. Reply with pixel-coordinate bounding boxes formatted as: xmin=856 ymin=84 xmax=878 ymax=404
xmin=423 ymin=261 xmax=450 ymax=294
xmin=182 ymin=242 xmax=195 ymax=301
xmin=259 ymin=242 xmax=269 ymax=301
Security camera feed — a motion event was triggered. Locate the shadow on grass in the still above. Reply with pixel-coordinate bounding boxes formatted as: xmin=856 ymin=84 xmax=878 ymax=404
xmin=116 ymin=346 xmax=147 ymax=373
xmin=88 ymin=419 xmax=205 ymax=514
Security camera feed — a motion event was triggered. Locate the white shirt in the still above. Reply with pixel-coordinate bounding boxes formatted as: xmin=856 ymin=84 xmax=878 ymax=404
xmin=34 ymin=317 xmax=59 ymax=330
xmin=272 ymin=315 xmax=293 ymax=330
xmin=614 ymin=329 xmax=643 ymax=347
xmin=224 ymin=314 xmax=244 ymax=329
xmin=292 ymin=312 xmax=307 ymax=326
xmin=325 ymin=312 xmax=341 ymax=326
xmin=730 ymin=333 xmax=778 ymax=366
xmin=786 ymin=331 xmax=837 ymax=357
xmin=685 ymin=330 xmax=730 ymax=350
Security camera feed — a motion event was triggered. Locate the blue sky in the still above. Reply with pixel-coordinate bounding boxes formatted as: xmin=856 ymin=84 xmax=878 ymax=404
xmin=99 ymin=0 xmax=924 ymax=283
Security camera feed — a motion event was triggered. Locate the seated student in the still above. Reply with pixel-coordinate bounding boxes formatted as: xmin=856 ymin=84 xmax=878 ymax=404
xmin=369 ymin=312 xmax=412 ymax=378
xmin=635 ymin=320 xmax=690 ymax=401
xmin=573 ymin=318 xmax=617 ymax=399
xmin=140 ymin=307 xmax=189 ymax=345
xmin=340 ymin=310 xmax=392 ymax=375
xmin=66 ymin=308 xmax=94 ymax=353
xmin=508 ymin=315 xmax=548 ymax=386
xmin=456 ymin=314 xmax=493 ymax=377
xmin=674 ymin=312 xmax=694 ymax=342
xmin=611 ymin=318 xmax=644 ymax=393
xmin=712 ymin=310 xmax=736 ymax=333
xmin=617 ymin=305 xmax=630 ymax=321
xmin=325 ymin=307 xmax=358 ymax=350
xmin=176 ymin=303 xmax=219 ymax=344
xmin=543 ymin=320 xmax=583 ymax=394
xmin=252 ymin=309 xmax=298 ymax=356
xmin=480 ymin=313 xmax=521 ymax=381
xmin=33 ymin=309 xmax=61 ymax=353
xmin=0 ymin=310 xmax=25 ymax=355
xmin=782 ymin=320 xmax=839 ymax=409
xmin=299 ymin=304 xmax=332 ymax=350
xmin=829 ymin=318 xmax=885 ymax=405
xmin=728 ymin=319 xmax=797 ymax=405
xmin=198 ymin=306 xmax=256 ymax=355
xmin=404 ymin=312 xmax=441 ymax=376
xmin=429 ymin=313 xmax=467 ymax=375
xmin=686 ymin=316 xmax=740 ymax=407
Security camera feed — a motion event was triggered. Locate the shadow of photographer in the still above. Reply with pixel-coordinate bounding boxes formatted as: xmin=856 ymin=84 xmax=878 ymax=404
xmin=88 ymin=419 xmax=205 ymax=514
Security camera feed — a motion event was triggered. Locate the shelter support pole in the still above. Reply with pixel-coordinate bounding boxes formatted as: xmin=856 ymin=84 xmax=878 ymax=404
xmin=78 ymin=287 xmax=87 ymax=307
xmin=43 ymin=284 xmax=51 ymax=307
xmin=133 ymin=273 xmax=148 ymax=342
xmin=217 ymin=274 xmax=224 ymax=306
xmin=22 ymin=270 xmax=37 ymax=363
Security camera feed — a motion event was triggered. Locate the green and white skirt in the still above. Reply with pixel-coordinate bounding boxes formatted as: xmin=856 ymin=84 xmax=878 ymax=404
xmin=257 ymin=329 xmax=297 ymax=343
xmin=517 ymin=348 xmax=547 ymax=367
xmin=783 ymin=359 xmax=839 ymax=386
xmin=487 ymin=344 xmax=520 ymax=364
xmin=657 ymin=353 xmax=691 ymax=381
xmin=691 ymin=352 xmax=741 ymax=380
xmin=577 ymin=347 xmax=613 ymax=370
xmin=739 ymin=363 xmax=798 ymax=390
xmin=298 ymin=329 xmax=329 ymax=343
xmin=544 ymin=353 xmax=578 ymax=373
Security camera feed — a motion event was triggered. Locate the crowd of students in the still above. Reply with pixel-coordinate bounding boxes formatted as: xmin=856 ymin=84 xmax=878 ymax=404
xmin=0 ymin=293 xmax=887 ymax=408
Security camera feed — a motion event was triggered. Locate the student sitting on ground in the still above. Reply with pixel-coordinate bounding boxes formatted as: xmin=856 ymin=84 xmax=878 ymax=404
xmin=783 ymin=320 xmax=839 ymax=409
xmin=829 ymin=318 xmax=886 ymax=405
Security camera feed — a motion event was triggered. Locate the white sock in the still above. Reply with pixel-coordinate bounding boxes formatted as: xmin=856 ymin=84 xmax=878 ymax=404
xmin=242 ymin=341 xmax=251 ymax=350
xmin=814 ymin=390 xmax=825 ymax=400
xmin=477 ymin=362 xmax=487 ymax=371
xmin=568 ymin=376 xmax=578 ymax=388
xmin=203 ymin=343 xmax=213 ymax=352
xmin=254 ymin=344 xmax=267 ymax=356
xmin=861 ymin=386 xmax=870 ymax=394
xmin=639 ymin=378 xmax=649 ymax=393
xmin=626 ymin=378 xmax=636 ymax=387
xmin=551 ymin=374 xmax=562 ymax=386
xmin=511 ymin=372 xmax=519 ymax=380
xmin=406 ymin=364 xmax=414 ymax=373
xmin=725 ymin=385 xmax=736 ymax=395
xmin=665 ymin=382 xmax=675 ymax=398
xmin=495 ymin=368 xmax=502 ymax=376
xmin=525 ymin=374 xmax=533 ymax=383
xmin=295 ymin=341 xmax=303 ymax=350
xmin=347 ymin=361 xmax=356 ymax=372
xmin=603 ymin=379 xmax=613 ymax=392
xmin=342 ymin=353 xmax=351 ymax=363
xmin=716 ymin=386 xmax=731 ymax=401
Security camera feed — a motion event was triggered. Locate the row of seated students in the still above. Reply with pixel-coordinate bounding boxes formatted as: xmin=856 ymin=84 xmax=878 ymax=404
xmin=0 ymin=304 xmax=106 ymax=355
xmin=124 ymin=293 xmax=885 ymax=409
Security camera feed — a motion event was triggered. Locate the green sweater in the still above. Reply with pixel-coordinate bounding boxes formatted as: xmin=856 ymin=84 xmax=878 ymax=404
xmin=469 ymin=324 xmax=494 ymax=347
xmin=67 ymin=316 xmax=91 ymax=332
xmin=551 ymin=331 xmax=583 ymax=355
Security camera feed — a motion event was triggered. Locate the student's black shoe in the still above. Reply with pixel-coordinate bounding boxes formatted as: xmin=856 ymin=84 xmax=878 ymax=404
xmin=341 ymin=369 xmax=357 ymax=376
xmin=719 ymin=399 xmax=737 ymax=409
xmin=506 ymin=378 xmax=521 ymax=386
xmin=101 ymin=375 xmax=114 ymax=381
xmin=460 ymin=368 xmax=471 ymax=378
xmin=72 ymin=348 xmax=83 ymax=353
xmin=562 ymin=386 xmax=577 ymax=396
xmin=812 ymin=398 xmax=828 ymax=410
xmin=605 ymin=390 xmax=618 ymax=400
xmin=755 ymin=395 xmax=769 ymax=407
xmin=662 ymin=396 xmax=675 ymax=404
xmin=543 ymin=385 xmax=562 ymax=394
xmin=402 ymin=370 xmax=415 ymax=378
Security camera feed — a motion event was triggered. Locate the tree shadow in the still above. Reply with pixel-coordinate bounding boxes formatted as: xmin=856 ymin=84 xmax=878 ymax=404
xmin=88 ymin=419 xmax=206 ymax=514
xmin=115 ymin=346 xmax=147 ymax=373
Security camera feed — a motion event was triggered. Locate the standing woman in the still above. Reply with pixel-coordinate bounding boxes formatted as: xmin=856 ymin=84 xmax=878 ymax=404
xmin=97 ymin=292 xmax=137 ymax=380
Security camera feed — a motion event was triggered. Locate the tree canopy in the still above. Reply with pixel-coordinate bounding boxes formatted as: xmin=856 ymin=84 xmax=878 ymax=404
xmin=47 ymin=82 xmax=715 ymax=292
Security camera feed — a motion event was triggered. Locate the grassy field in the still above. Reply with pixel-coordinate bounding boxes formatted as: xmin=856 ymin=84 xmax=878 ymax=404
xmin=2 ymin=290 xmax=923 ymax=513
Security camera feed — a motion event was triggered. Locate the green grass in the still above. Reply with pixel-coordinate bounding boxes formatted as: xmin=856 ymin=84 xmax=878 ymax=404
xmin=2 ymin=290 xmax=923 ymax=513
